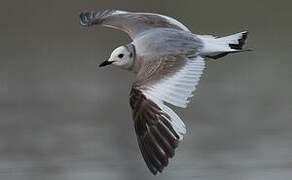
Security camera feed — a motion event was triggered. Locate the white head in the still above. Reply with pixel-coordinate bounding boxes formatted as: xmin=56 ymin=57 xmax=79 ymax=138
xmin=99 ymin=45 xmax=134 ymax=69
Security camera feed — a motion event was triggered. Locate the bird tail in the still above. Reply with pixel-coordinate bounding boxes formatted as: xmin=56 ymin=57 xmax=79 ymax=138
xmin=198 ymin=31 xmax=249 ymax=59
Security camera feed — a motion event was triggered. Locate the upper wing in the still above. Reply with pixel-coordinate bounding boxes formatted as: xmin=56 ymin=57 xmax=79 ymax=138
xmin=130 ymin=55 xmax=205 ymax=174
xmin=135 ymin=55 xmax=205 ymax=108
xmin=80 ymin=10 xmax=190 ymax=39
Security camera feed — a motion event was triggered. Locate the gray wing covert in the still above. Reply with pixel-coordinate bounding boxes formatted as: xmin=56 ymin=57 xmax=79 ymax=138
xmin=133 ymin=28 xmax=203 ymax=59
xmin=80 ymin=10 xmax=190 ymax=39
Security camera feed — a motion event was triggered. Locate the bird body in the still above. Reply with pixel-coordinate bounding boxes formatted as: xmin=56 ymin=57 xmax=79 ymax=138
xmin=80 ymin=10 xmax=249 ymax=175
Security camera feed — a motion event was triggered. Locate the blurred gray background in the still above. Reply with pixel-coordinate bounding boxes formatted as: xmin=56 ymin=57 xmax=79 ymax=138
xmin=0 ymin=0 xmax=292 ymax=180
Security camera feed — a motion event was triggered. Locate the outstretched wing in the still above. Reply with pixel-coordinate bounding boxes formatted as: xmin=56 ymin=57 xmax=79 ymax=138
xmin=80 ymin=10 xmax=190 ymax=39
xmin=130 ymin=88 xmax=184 ymax=174
xmin=130 ymin=55 xmax=205 ymax=174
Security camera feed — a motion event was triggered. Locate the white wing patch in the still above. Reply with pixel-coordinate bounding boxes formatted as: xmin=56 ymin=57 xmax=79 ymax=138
xmin=142 ymin=56 xmax=205 ymax=140
xmin=145 ymin=93 xmax=186 ymax=140
xmin=144 ymin=56 xmax=205 ymax=108
xmin=112 ymin=10 xmax=128 ymax=15
xmin=158 ymin=14 xmax=190 ymax=32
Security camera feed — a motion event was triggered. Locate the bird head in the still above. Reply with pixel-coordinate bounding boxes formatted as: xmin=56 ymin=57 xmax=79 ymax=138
xmin=99 ymin=45 xmax=134 ymax=69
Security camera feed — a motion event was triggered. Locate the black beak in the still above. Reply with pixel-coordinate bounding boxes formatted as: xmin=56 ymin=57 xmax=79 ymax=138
xmin=99 ymin=60 xmax=113 ymax=67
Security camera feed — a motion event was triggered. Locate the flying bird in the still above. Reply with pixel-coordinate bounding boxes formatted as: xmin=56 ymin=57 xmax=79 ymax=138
xmin=79 ymin=10 xmax=249 ymax=175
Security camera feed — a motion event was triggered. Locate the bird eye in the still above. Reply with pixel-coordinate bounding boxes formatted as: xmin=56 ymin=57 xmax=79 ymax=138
xmin=118 ymin=54 xmax=124 ymax=58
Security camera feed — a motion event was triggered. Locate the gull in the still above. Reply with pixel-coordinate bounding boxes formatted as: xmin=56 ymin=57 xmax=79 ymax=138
xmin=79 ymin=10 xmax=249 ymax=175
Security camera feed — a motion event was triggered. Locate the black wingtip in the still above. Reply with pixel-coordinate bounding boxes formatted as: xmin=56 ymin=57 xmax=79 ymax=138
xmin=79 ymin=12 xmax=91 ymax=26
xmin=79 ymin=10 xmax=117 ymax=27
